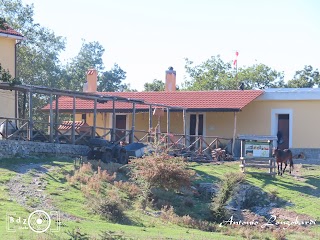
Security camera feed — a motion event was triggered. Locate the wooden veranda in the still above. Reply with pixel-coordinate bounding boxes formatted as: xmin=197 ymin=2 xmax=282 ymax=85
xmin=0 ymin=83 xmax=235 ymax=160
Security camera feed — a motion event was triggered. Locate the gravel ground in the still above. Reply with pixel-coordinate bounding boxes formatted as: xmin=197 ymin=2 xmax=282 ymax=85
xmin=7 ymin=163 xmax=81 ymax=221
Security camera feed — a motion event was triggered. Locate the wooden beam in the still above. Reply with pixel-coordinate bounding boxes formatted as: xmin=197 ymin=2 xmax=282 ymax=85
xmin=112 ymin=99 xmax=116 ymax=141
xmin=49 ymin=94 xmax=53 ymax=143
xmin=232 ymin=112 xmax=237 ymax=156
xmin=149 ymin=105 xmax=152 ymax=142
xmin=28 ymin=91 xmax=33 ymax=140
xmin=131 ymin=102 xmax=136 ymax=143
xmin=93 ymin=99 xmax=97 ymax=138
xmin=54 ymin=95 xmax=59 ymax=142
xmin=195 ymin=113 xmax=199 ymax=148
xmin=72 ymin=96 xmax=76 ymax=144
xmin=183 ymin=109 xmax=187 ymax=146
xmin=167 ymin=108 xmax=170 ymax=146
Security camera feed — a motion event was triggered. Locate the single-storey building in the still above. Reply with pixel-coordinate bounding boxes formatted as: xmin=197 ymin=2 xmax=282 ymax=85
xmin=42 ymin=68 xmax=320 ymax=158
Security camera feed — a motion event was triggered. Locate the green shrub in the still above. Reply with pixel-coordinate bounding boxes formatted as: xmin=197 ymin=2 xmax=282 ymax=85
xmin=211 ymin=172 xmax=245 ymax=222
xmin=88 ymin=193 xmax=126 ymax=223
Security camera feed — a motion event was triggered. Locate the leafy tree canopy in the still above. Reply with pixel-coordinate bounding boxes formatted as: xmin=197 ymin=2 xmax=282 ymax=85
xmin=182 ymin=55 xmax=286 ymax=90
xmin=98 ymin=63 xmax=129 ymax=92
xmin=1 ymin=0 xmax=66 ymax=88
xmin=64 ymin=40 xmax=105 ymax=91
xmin=0 ymin=17 xmax=7 ymax=29
xmin=286 ymin=65 xmax=320 ymax=88
xmin=144 ymin=79 xmax=165 ymax=91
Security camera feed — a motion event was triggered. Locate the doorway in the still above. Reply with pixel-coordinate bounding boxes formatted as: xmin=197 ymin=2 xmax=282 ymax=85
xmin=189 ymin=114 xmax=203 ymax=148
xmin=115 ymin=115 xmax=127 ymax=142
xmin=277 ymin=114 xmax=289 ymax=150
xmin=271 ymin=109 xmax=292 ymax=149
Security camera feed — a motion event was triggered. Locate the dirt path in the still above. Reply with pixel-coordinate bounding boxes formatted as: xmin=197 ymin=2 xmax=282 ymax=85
xmin=7 ymin=163 xmax=80 ymax=221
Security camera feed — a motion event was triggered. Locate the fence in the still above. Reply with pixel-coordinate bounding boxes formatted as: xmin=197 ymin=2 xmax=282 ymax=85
xmin=239 ymin=158 xmax=277 ymax=176
xmin=0 ymin=117 xmax=233 ymax=161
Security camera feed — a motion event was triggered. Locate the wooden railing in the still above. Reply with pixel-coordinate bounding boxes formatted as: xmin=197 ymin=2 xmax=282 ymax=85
xmin=0 ymin=117 xmax=233 ymax=159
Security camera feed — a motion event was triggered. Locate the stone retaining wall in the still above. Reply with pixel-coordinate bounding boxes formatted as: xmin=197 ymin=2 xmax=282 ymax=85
xmin=0 ymin=140 xmax=90 ymax=159
xmin=291 ymin=148 xmax=320 ymax=160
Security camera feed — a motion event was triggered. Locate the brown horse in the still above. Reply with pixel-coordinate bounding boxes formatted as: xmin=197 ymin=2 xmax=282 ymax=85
xmin=272 ymin=148 xmax=294 ymax=176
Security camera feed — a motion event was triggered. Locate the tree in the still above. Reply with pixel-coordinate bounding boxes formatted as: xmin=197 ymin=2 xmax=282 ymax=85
xmin=182 ymin=55 xmax=284 ymax=90
xmin=237 ymin=64 xmax=284 ymax=90
xmin=64 ymin=40 xmax=105 ymax=91
xmin=98 ymin=63 xmax=130 ymax=92
xmin=286 ymin=65 xmax=320 ymax=88
xmin=144 ymin=79 xmax=165 ymax=91
xmin=1 ymin=0 xmax=66 ymax=121
xmin=183 ymin=55 xmax=234 ymax=90
xmin=0 ymin=17 xmax=7 ymax=29
xmin=1 ymin=0 xmax=66 ymax=87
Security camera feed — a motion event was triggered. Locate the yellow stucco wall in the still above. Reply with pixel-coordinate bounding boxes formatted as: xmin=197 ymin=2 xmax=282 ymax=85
xmin=0 ymin=37 xmax=16 ymax=118
xmin=240 ymin=100 xmax=320 ymax=148
xmin=74 ymin=99 xmax=320 ymax=148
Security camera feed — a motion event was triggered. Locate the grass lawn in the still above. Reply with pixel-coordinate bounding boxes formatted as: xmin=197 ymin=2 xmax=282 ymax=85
xmin=0 ymin=157 xmax=319 ymax=239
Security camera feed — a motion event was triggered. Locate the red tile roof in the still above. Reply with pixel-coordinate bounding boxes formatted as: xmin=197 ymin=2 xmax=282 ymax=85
xmin=42 ymin=90 xmax=263 ymax=112
xmin=0 ymin=24 xmax=24 ymax=38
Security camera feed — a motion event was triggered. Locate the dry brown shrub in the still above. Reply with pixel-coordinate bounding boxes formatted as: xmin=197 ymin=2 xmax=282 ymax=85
xmin=130 ymin=154 xmax=195 ymax=191
xmin=114 ymin=180 xmax=141 ymax=199
xmin=66 ymin=162 xmax=116 ymax=194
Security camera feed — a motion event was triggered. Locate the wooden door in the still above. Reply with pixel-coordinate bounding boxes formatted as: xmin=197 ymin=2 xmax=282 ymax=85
xmin=277 ymin=114 xmax=289 ymax=149
xmin=115 ymin=115 xmax=126 ymax=142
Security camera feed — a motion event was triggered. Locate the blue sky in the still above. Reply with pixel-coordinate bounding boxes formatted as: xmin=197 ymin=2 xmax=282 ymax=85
xmin=23 ymin=0 xmax=320 ymax=90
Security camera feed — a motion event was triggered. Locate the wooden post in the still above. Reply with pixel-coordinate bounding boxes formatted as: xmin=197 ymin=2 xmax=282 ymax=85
xmin=54 ymin=95 xmax=59 ymax=142
xmin=195 ymin=113 xmax=199 ymax=149
xmin=14 ymin=90 xmax=18 ymax=127
xmin=149 ymin=105 xmax=152 ymax=142
xmin=72 ymin=96 xmax=76 ymax=144
xmin=49 ymin=94 xmax=54 ymax=143
xmin=28 ymin=91 xmax=33 ymax=140
xmin=167 ymin=108 xmax=170 ymax=147
xmin=232 ymin=112 xmax=237 ymax=156
xmin=93 ymin=99 xmax=97 ymax=138
xmin=269 ymin=159 xmax=272 ymax=175
xmin=131 ymin=102 xmax=136 ymax=143
xmin=183 ymin=109 xmax=187 ymax=146
xmin=112 ymin=99 xmax=116 ymax=142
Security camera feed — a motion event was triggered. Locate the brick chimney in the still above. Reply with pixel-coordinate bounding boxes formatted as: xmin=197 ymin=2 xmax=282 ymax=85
xmin=85 ymin=69 xmax=97 ymax=92
xmin=165 ymin=66 xmax=176 ymax=91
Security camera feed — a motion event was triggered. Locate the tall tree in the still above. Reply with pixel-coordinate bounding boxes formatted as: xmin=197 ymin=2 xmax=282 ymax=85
xmin=237 ymin=64 xmax=284 ymax=90
xmin=0 ymin=17 xmax=7 ymax=29
xmin=64 ymin=40 xmax=105 ymax=91
xmin=183 ymin=55 xmax=234 ymax=90
xmin=1 ymin=0 xmax=66 ymax=87
xmin=144 ymin=79 xmax=165 ymax=91
xmin=98 ymin=63 xmax=129 ymax=92
xmin=182 ymin=55 xmax=284 ymax=90
xmin=1 ymin=0 xmax=66 ymax=121
xmin=286 ymin=65 xmax=320 ymax=88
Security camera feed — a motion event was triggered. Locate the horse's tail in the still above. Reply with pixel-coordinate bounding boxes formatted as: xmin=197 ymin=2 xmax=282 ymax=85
xmin=288 ymin=149 xmax=294 ymax=170
xmin=290 ymin=158 xmax=294 ymax=169
xmin=290 ymin=152 xmax=294 ymax=170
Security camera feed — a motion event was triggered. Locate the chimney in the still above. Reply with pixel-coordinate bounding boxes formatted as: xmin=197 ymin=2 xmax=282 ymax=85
xmin=165 ymin=66 xmax=176 ymax=91
xmin=85 ymin=68 xmax=97 ymax=92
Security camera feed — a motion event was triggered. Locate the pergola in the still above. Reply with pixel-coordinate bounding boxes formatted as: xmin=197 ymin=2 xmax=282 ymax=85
xmin=0 ymin=82 xmax=186 ymax=145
